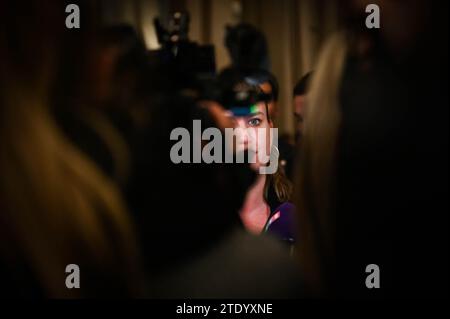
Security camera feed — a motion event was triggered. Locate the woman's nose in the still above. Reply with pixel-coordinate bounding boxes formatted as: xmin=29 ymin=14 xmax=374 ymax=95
xmin=234 ymin=120 xmax=250 ymax=145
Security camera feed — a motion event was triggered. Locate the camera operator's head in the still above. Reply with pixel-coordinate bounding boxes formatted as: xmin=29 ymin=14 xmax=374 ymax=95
xmin=225 ymin=23 xmax=269 ymax=70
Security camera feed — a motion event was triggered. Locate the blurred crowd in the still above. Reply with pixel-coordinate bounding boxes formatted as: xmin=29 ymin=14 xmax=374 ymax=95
xmin=0 ymin=0 xmax=448 ymax=298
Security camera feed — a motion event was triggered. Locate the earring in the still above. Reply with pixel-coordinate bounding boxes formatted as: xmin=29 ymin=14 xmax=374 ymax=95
xmin=270 ymin=144 xmax=280 ymax=163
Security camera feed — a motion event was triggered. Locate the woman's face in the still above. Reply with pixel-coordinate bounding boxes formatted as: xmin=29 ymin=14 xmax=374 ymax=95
xmin=229 ymin=102 xmax=273 ymax=171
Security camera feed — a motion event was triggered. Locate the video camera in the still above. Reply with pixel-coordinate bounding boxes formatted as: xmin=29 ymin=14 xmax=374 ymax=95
xmin=151 ymin=11 xmax=217 ymax=98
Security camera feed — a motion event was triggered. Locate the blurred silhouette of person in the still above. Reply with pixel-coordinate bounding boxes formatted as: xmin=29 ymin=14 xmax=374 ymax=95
xmin=225 ymin=23 xmax=270 ymax=70
xmin=295 ymin=0 xmax=448 ymax=298
xmin=293 ymin=72 xmax=313 ymax=144
xmin=0 ymin=1 xmax=145 ymax=298
xmin=53 ymin=24 xmax=156 ymax=190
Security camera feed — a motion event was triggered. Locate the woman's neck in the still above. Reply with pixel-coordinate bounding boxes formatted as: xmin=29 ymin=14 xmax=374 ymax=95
xmin=239 ymin=175 xmax=270 ymax=234
xmin=249 ymin=174 xmax=266 ymax=200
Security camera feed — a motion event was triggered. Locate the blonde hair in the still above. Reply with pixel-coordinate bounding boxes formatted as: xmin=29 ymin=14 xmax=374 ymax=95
xmin=293 ymin=32 xmax=349 ymax=295
xmin=264 ymin=162 xmax=293 ymax=203
xmin=0 ymin=82 xmax=144 ymax=298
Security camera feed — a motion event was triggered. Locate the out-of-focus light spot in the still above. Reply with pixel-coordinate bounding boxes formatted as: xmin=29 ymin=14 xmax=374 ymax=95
xmin=140 ymin=0 xmax=160 ymax=50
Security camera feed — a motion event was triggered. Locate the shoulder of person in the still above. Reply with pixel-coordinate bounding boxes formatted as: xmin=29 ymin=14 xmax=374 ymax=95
xmin=153 ymin=228 xmax=303 ymax=298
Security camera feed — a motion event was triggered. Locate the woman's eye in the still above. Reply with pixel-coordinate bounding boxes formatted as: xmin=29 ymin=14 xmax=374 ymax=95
xmin=248 ymin=118 xmax=262 ymax=126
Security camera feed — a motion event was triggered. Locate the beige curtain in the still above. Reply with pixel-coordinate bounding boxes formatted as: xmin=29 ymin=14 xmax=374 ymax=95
xmin=99 ymin=0 xmax=341 ymax=137
xmin=184 ymin=0 xmax=341 ymax=137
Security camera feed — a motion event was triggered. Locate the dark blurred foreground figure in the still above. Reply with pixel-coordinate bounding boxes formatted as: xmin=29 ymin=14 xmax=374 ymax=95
xmin=295 ymin=0 xmax=448 ymax=297
xmin=53 ymin=24 xmax=154 ymax=189
xmin=0 ymin=1 xmax=145 ymax=297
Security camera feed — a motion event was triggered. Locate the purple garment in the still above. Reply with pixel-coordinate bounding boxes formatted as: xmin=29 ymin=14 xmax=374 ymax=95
xmin=264 ymin=202 xmax=296 ymax=243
